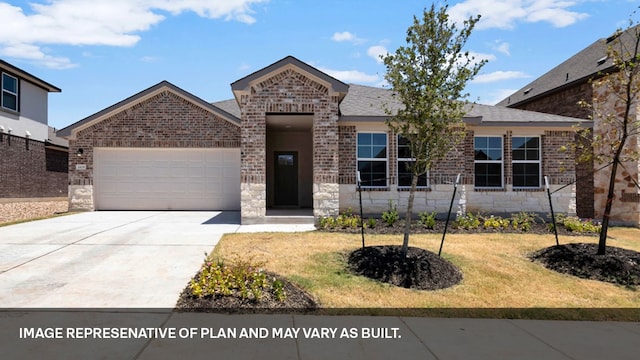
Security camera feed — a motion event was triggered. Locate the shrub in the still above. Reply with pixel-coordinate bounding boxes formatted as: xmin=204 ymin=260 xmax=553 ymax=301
xmin=336 ymin=213 xmax=360 ymax=229
xmin=562 ymin=217 xmax=602 ymax=233
xmin=419 ymin=211 xmax=437 ymax=229
xmin=381 ymin=201 xmax=399 ymax=226
xmin=318 ymin=216 xmax=337 ymax=230
xmin=511 ymin=212 xmax=538 ymax=232
xmin=189 ymin=255 xmax=287 ymax=302
xmin=483 ymin=215 xmax=510 ymax=230
xmin=453 ymin=212 xmax=481 ymax=230
xmin=365 ymin=218 xmax=377 ymax=229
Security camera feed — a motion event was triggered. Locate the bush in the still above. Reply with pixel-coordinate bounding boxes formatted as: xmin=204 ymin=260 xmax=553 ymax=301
xmin=336 ymin=213 xmax=360 ymax=229
xmin=419 ymin=211 xmax=437 ymax=229
xmin=562 ymin=217 xmax=601 ymax=233
xmin=511 ymin=212 xmax=538 ymax=232
xmin=318 ymin=209 xmax=360 ymax=230
xmin=189 ymin=255 xmax=287 ymax=302
xmin=381 ymin=201 xmax=399 ymax=226
xmin=453 ymin=212 xmax=481 ymax=230
xmin=483 ymin=215 xmax=510 ymax=230
xmin=548 ymin=214 xmax=601 ymax=233
xmin=365 ymin=218 xmax=377 ymax=229
xmin=318 ymin=216 xmax=337 ymax=230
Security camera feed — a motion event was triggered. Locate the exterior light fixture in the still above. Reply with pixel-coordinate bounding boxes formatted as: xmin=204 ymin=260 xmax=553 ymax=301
xmin=76 ymin=148 xmax=84 ymax=157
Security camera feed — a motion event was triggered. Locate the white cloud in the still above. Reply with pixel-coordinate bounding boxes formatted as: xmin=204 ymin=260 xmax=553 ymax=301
xmin=472 ymin=70 xmax=529 ymax=83
xmin=477 ymin=88 xmax=519 ymax=105
xmin=367 ymin=45 xmax=388 ymax=64
xmin=448 ymin=0 xmax=589 ymax=30
xmin=332 ymin=31 xmax=365 ymax=44
xmin=0 ymin=0 xmax=267 ymax=68
xmin=0 ymin=43 xmax=76 ymax=69
xmin=318 ymin=67 xmax=379 ymax=84
xmin=492 ymin=41 xmax=510 ymax=56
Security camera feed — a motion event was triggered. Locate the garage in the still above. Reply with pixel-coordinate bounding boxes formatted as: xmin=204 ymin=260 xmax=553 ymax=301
xmin=94 ymin=148 xmax=240 ymax=211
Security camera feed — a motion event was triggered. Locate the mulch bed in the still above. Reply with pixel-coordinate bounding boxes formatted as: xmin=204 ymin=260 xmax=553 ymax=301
xmin=175 ymin=272 xmax=319 ymax=313
xmin=347 ymin=245 xmax=463 ymax=290
xmin=530 ymin=243 xmax=640 ymax=286
xmin=324 ymin=219 xmax=596 ymax=236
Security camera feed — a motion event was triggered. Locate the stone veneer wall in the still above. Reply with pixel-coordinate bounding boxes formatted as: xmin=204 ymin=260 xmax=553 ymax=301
xmin=68 ymin=90 xmax=240 ymax=211
xmin=239 ymin=69 xmax=340 ymax=224
xmin=590 ymin=80 xmax=640 ymax=225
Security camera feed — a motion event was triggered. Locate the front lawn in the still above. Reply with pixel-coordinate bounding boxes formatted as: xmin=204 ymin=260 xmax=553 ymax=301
xmin=192 ymin=229 xmax=640 ymax=320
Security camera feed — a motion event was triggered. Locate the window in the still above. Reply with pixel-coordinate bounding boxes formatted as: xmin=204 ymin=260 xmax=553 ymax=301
xmin=357 ymin=132 xmax=387 ymax=187
xmin=1 ymin=73 xmax=18 ymax=112
xmin=397 ymin=135 xmax=428 ymax=187
xmin=512 ymin=136 xmax=541 ymax=188
xmin=474 ymin=136 xmax=503 ymax=188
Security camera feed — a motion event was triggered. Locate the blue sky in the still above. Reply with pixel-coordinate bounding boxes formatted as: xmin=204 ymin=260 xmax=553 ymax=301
xmin=1 ymin=0 xmax=639 ymax=130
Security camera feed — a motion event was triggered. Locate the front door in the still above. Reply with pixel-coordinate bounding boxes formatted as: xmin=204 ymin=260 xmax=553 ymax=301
xmin=274 ymin=152 xmax=298 ymax=206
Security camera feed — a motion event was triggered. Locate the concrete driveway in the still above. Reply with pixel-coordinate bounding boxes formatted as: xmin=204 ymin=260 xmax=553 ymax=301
xmin=0 ymin=211 xmax=242 ymax=307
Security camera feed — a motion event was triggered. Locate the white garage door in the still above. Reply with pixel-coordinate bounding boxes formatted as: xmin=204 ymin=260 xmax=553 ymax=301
xmin=94 ymin=148 xmax=240 ymax=210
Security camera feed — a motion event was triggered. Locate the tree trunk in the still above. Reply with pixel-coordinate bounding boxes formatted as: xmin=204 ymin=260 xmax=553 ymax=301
xmin=401 ymin=173 xmax=420 ymax=258
xmin=598 ymin=158 xmax=618 ymax=255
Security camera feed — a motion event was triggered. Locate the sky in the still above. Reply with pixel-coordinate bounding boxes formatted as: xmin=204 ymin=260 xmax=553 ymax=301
xmin=1 ymin=0 xmax=639 ymax=130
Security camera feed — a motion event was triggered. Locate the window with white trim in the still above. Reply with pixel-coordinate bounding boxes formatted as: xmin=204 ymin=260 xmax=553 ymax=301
xmin=474 ymin=136 xmax=503 ymax=188
xmin=512 ymin=136 xmax=541 ymax=188
xmin=357 ymin=132 xmax=388 ymax=187
xmin=397 ymin=135 xmax=428 ymax=188
xmin=1 ymin=73 xmax=18 ymax=112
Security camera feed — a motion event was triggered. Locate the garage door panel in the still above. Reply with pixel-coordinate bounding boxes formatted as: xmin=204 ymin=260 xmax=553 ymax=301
xmin=94 ymin=148 xmax=240 ymax=210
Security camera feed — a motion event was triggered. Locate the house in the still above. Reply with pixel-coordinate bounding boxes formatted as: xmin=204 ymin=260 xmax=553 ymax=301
xmin=58 ymin=56 xmax=587 ymax=224
xmin=0 ymin=59 xmax=68 ymax=198
xmin=497 ymin=26 xmax=640 ymax=225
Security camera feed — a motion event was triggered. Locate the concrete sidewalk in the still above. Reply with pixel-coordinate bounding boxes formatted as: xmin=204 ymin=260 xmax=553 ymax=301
xmin=1 ymin=311 xmax=639 ymax=359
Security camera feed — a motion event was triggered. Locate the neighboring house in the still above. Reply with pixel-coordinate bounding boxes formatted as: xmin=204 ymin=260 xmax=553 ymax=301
xmin=0 ymin=59 xmax=68 ymax=198
xmin=59 ymin=56 xmax=586 ymax=224
xmin=497 ymin=26 xmax=640 ymax=225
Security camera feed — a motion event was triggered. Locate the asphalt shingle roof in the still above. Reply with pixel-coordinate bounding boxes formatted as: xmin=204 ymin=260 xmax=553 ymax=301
xmin=496 ymin=25 xmax=640 ymax=107
xmin=213 ymin=83 xmax=587 ymax=126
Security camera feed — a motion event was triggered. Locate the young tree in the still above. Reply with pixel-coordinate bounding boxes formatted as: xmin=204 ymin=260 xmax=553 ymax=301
xmin=382 ymin=3 xmax=486 ymax=257
xmin=579 ymin=19 xmax=640 ymax=255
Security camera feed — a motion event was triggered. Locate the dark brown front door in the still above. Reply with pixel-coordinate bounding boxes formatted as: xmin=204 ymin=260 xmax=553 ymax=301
xmin=274 ymin=152 xmax=298 ymax=206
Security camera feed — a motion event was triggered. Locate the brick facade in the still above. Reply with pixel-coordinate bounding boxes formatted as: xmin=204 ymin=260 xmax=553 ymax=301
xmin=67 ymin=89 xmax=240 ymax=211
xmin=0 ymin=133 xmax=68 ymax=198
xmin=512 ymin=82 xmax=593 ymax=119
xmin=338 ymin=126 xmax=577 ymax=216
xmin=238 ymin=68 xmax=341 ymax=223
xmin=507 ymin=83 xmax=595 ymax=218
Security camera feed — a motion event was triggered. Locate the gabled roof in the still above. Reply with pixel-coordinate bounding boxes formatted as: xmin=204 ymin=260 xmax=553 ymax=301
xmin=0 ymin=59 xmax=61 ymax=93
xmin=216 ymin=83 xmax=587 ymax=126
xmin=497 ymin=25 xmax=640 ymax=107
xmin=230 ymin=55 xmax=349 ymax=101
xmin=58 ymin=81 xmax=239 ymax=138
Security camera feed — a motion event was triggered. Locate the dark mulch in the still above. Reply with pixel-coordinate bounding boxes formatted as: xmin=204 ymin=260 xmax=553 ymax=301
xmin=175 ymin=272 xmax=319 ymax=313
xmin=530 ymin=243 xmax=640 ymax=286
xmin=348 ymin=245 xmax=463 ymax=290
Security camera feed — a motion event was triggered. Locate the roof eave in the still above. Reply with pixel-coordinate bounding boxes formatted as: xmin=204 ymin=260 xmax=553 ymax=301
xmin=0 ymin=59 xmax=61 ymax=93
